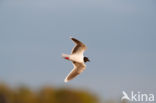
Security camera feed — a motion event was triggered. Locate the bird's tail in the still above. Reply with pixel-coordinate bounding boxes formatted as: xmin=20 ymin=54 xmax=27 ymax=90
xmin=62 ymin=53 xmax=69 ymax=58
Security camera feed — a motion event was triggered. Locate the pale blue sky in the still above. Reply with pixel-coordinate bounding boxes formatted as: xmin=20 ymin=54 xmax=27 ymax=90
xmin=0 ymin=0 xmax=156 ymax=100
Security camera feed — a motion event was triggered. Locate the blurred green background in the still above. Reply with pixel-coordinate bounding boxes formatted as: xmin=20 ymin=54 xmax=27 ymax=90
xmin=0 ymin=83 xmax=100 ymax=103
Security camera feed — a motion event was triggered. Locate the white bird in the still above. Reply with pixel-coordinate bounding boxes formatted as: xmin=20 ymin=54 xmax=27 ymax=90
xmin=62 ymin=37 xmax=90 ymax=82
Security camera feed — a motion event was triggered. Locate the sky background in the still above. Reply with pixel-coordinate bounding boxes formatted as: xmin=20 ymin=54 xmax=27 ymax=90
xmin=0 ymin=0 xmax=156 ymax=100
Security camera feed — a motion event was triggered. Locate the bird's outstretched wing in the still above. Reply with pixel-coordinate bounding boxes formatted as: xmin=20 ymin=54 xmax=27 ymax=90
xmin=64 ymin=62 xmax=86 ymax=82
xmin=70 ymin=37 xmax=87 ymax=55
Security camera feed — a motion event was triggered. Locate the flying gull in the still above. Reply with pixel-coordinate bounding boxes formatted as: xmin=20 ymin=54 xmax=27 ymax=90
xmin=62 ymin=37 xmax=90 ymax=82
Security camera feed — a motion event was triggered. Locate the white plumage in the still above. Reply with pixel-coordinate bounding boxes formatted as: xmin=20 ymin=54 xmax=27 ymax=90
xmin=62 ymin=37 xmax=89 ymax=82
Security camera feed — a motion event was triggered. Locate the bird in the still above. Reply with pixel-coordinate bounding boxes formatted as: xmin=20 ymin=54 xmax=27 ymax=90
xmin=62 ymin=37 xmax=90 ymax=82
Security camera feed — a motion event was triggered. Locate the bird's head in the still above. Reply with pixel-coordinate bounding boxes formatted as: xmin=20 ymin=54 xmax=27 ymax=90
xmin=84 ymin=57 xmax=90 ymax=63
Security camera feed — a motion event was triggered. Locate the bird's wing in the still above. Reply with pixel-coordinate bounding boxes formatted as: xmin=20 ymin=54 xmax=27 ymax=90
xmin=70 ymin=37 xmax=87 ymax=55
xmin=64 ymin=62 xmax=86 ymax=82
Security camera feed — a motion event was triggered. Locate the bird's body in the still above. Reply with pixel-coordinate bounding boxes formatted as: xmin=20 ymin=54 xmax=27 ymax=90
xmin=62 ymin=53 xmax=84 ymax=63
xmin=62 ymin=37 xmax=90 ymax=82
